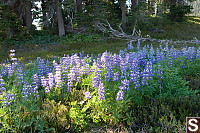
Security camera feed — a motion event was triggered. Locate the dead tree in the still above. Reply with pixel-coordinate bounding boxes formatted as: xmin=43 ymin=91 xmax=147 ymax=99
xmin=97 ymin=20 xmax=199 ymax=44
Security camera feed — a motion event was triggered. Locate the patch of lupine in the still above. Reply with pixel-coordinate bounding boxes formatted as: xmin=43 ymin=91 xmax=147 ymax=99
xmin=0 ymin=77 xmax=6 ymax=94
xmin=0 ymin=41 xmax=200 ymax=108
xmin=3 ymin=92 xmax=15 ymax=107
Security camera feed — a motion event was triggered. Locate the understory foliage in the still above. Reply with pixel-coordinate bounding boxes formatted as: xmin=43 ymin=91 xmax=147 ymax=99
xmin=0 ymin=0 xmax=197 ymax=40
xmin=0 ymin=41 xmax=200 ymax=132
xmin=167 ymin=4 xmax=193 ymax=22
xmin=0 ymin=4 xmax=29 ymax=40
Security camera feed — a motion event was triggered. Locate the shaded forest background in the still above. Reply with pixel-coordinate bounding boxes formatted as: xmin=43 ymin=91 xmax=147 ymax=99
xmin=0 ymin=0 xmax=197 ymax=40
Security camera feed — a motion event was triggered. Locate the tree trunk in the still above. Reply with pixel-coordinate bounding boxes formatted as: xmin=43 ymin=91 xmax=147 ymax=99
xmin=25 ymin=0 xmax=32 ymax=31
xmin=76 ymin=0 xmax=83 ymax=12
xmin=56 ymin=0 xmax=65 ymax=36
xmin=93 ymin=0 xmax=100 ymax=31
xmin=120 ymin=1 xmax=127 ymax=29
xmin=170 ymin=0 xmax=176 ymax=5
xmin=131 ymin=0 xmax=138 ymax=10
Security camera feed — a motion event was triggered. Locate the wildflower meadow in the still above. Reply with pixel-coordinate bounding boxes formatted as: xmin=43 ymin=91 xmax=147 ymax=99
xmin=0 ymin=41 xmax=200 ymax=132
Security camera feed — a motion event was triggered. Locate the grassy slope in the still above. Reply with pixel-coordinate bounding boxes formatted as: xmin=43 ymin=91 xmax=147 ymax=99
xmin=142 ymin=16 xmax=200 ymax=40
xmin=1 ymin=16 xmax=200 ymax=63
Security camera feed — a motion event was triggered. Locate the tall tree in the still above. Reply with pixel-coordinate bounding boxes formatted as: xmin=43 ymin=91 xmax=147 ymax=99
xmin=119 ymin=0 xmax=127 ymax=29
xmin=76 ymin=0 xmax=83 ymax=12
xmin=25 ymin=0 xmax=32 ymax=31
xmin=55 ymin=0 xmax=65 ymax=36
xmin=131 ymin=0 xmax=138 ymax=10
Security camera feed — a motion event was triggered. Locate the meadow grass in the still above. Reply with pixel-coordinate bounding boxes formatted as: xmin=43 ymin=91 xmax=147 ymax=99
xmin=142 ymin=16 xmax=200 ymax=40
xmin=1 ymin=16 xmax=200 ymax=64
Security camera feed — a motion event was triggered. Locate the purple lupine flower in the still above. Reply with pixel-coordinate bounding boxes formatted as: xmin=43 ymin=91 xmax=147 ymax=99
xmin=101 ymin=51 xmax=109 ymax=64
xmin=130 ymin=58 xmax=139 ymax=71
xmin=196 ymin=38 xmax=199 ymax=45
xmin=116 ymin=89 xmax=124 ymax=101
xmin=22 ymin=81 xmax=30 ymax=99
xmin=7 ymin=63 xmax=13 ymax=78
xmin=16 ymin=65 xmax=24 ymax=84
xmin=10 ymin=49 xmax=15 ymax=53
xmin=45 ymin=60 xmax=52 ymax=75
xmin=38 ymin=59 xmax=45 ymax=77
xmin=187 ymin=47 xmax=196 ymax=62
xmin=128 ymin=41 xmax=134 ymax=50
xmin=113 ymin=54 xmax=121 ymax=69
xmin=48 ymin=73 xmax=55 ymax=89
xmin=165 ymin=43 xmax=170 ymax=58
xmin=10 ymin=58 xmax=17 ymax=62
xmin=83 ymin=89 xmax=92 ymax=99
xmin=71 ymin=54 xmax=80 ymax=67
xmin=67 ymin=68 xmax=77 ymax=92
xmin=32 ymin=74 xmax=39 ymax=86
xmin=137 ymin=40 xmax=141 ymax=50
xmin=119 ymin=50 xmax=125 ymax=58
xmin=160 ymin=51 xmax=165 ymax=61
xmin=141 ymin=61 xmax=154 ymax=85
xmin=45 ymin=86 xmax=50 ymax=93
xmin=9 ymin=49 xmax=17 ymax=63
xmin=157 ymin=65 xmax=164 ymax=79
xmin=130 ymin=70 xmax=140 ymax=89
xmin=0 ymin=77 xmax=6 ymax=94
xmin=85 ymin=64 xmax=90 ymax=75
xmin=121 ymin=79 xmax=130 ymax=90
xmin=148 ymin=44 xmax=156 ymax=63
xmin=159 ymin=45 xmax=162 ymax=50
xmin=92 ymin=69 xmax=102 ymax=88
xmin=196 ymin=46 xmax=200 ymax=59
xmin=147 ymin=44 xmax=149 ymax=49
xmin=92 ymin=76 xmax=98 ymax=88
xmin=120 ymin=60 xmax=127 ymax=79
xmin=138 ymin=51 xmax=147 ymax=68
xmin=147 ymin=61 xmax=154 ymax=78
xmin=55 ymin=65 xmax=62 ymax=87
xmin=105 ymin=63 xmax=113 ymax=82
xmin=67 ymin=80 xmax=73 ymax=92
xmin=98 ymin=82 xmax=105 ymax=101
xmin=168 ymin=59 xmax=173 ymax=67
xmin=9 ymin=53 xmax=15 ymax=57
xmin=41 ymin=76 xmax=48 ymax=87
xmin=180 ymin=59 xmax=186 ymax=68
xmin=156 ymin=48 xmax=161 ymax=63
xmin=69 ymin=67 xmax=77 ymax=81
xmin=3 ymin=92 xmax=15 ymax=107
xmin=31 ymin=74 xmax=40 ymax=98
xmin=113 ymin=71 xmax=119 ymax=81
xmin=76 ymin=68 xmax=82 ymax=83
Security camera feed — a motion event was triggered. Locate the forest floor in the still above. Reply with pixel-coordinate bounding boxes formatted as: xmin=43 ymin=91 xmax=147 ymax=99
xmin=0 ymin=16 xmax=200 ymax=63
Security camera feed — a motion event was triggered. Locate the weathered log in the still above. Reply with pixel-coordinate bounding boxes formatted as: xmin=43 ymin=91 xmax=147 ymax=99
xmin=97 ymin=20 xmax=199 ymax=45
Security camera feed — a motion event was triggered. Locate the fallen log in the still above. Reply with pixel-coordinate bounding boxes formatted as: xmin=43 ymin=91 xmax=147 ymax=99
xmin=97 ymin=20 xmax=199 ymax=45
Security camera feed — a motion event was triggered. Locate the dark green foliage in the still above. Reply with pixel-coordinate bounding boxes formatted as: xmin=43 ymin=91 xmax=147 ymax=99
xmin=42 ymin=99 xmax=70 ymax=132
xmin=0 ymin=4 xmax=29 ymax=40
xmin=167 ymin=4 xmax=193 ymax=22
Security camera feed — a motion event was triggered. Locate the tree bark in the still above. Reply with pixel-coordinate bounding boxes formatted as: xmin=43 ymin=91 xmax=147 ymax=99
xmin=119 ymin=1 xmax=127 ymax=29
xmin=25 ymin=0 xmax=32 ymax=31
xmin=76 ymin=0 xmax=83 ymax=12
xmin=131 ymin=0 xmax=138 ymax=10
xmin=93 ymin=0 xmax=100 ymax=31
xmin=55 ymin=0 xmax=65 ymax=36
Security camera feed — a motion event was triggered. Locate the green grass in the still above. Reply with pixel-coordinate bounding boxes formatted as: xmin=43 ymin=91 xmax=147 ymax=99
xmin=142 ymin=16 xmax=200 ymax=40
xmin=0 ymin=39 xmax=127 ymax=63
xmin=1 ymin=16 xmax=200 ymax=63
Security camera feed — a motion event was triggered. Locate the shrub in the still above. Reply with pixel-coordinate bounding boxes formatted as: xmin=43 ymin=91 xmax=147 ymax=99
xmin=167 ymin=4 xmax=193 ymax=22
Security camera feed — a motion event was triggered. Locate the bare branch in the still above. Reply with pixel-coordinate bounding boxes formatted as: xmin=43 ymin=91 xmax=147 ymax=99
xmin=97 ymin=20 xmax=198 ymax=44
